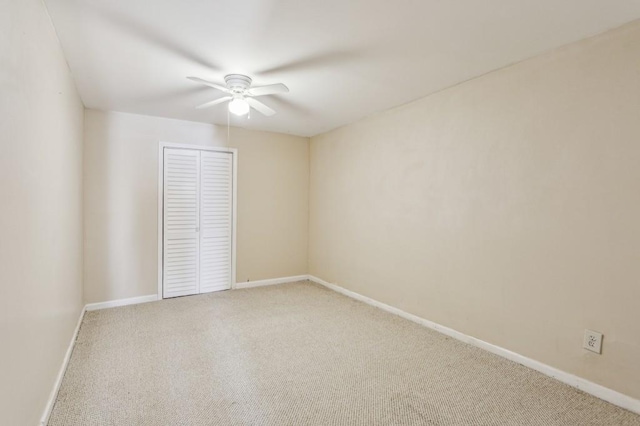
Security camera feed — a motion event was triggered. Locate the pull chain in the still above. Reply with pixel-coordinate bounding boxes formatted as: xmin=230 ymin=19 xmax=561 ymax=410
xmin=226 ymin=104 xmax=230 ymax=148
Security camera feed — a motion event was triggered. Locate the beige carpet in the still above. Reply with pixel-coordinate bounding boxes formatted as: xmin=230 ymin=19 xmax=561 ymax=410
xmin=49 ymin=281 xmax=640 ymax=425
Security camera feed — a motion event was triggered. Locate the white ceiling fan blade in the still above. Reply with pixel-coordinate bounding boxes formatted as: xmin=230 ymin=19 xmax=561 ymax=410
xmin=247 ymin=83 xmax=289 ymax=97
xmin=187 ymin=76 xmax=230 ymax=93
xmin=195 ymin=96 xmax=232 ymax=109
xmin=246 ymin=98 xmax=276 ymax=116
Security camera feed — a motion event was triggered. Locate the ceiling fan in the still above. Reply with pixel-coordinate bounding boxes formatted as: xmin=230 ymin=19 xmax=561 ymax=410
xmin=187 ymin=74 xmax=288 ymax=117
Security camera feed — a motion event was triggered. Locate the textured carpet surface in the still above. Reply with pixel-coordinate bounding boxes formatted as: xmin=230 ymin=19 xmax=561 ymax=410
xmin=49 ymin=281 xmax=640 ymax=425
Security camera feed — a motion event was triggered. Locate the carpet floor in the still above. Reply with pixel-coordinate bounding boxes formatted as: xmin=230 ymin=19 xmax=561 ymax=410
xmin=49 ymin=281 xmax=640 ymax=425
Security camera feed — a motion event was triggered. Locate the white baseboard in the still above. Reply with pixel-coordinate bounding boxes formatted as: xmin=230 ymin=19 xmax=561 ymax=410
xmin=85 ymin=294 xmax=159 ymax=311
xmin=40 ymin=305 xmax=86 ymax=426
xmin=308 ymin=275 xmax=640 ymax=415
xmin=234 ymin=275 xmax=309 ymax=289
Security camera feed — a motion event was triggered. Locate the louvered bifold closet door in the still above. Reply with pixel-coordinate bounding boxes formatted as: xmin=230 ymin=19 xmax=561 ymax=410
xmin=163 ymin=148 xmax=200 ymax=298
xmin=199 ymin=151 xmax=233 ymax=293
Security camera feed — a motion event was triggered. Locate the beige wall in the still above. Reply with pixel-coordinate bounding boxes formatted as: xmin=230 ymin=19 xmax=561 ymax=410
xmin=0 ymin=0 xmax=85 ymax=424
xmin=83 ymin=110 xmax=308 ymax=303
xmin=309 ymin=22 xmax=640 ymax=399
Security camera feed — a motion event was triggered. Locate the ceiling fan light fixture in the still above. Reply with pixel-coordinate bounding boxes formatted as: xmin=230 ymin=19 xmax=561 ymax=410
xmin=189 ymin=74 xmax=283 ymax=117
xmin=228 ymin=97 xmax=250 ymax=116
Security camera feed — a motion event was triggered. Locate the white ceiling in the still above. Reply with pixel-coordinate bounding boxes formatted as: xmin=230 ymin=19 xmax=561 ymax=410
xmin=44 ymin=0 xmax=640 ymax=137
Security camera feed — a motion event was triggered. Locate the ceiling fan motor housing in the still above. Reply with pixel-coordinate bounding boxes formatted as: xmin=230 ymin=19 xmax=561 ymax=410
xmin=224 ymin=74 xmax=252 ymax=94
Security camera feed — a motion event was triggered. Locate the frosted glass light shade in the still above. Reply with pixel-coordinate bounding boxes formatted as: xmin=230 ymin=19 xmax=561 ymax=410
xmin=229 ymin=98 xmax=250 ymax=116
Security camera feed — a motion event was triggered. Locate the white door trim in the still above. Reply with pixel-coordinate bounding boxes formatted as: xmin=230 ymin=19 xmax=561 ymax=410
xmin=157 ymin=142 xmax=238 ymax=299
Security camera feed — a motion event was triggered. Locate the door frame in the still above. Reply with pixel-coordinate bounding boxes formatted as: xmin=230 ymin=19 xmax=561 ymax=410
xmin=157 ymin=142 xmax=238 ymax=299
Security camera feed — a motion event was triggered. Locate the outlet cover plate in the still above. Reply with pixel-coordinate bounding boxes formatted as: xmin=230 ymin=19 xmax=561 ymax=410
xmin=583 ymin=329 xmax=603 ymax=354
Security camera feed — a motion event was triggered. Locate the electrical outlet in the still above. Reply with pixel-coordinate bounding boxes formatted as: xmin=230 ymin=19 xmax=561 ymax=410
xmin=583 ymin=329 xmax=603 ymax=354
